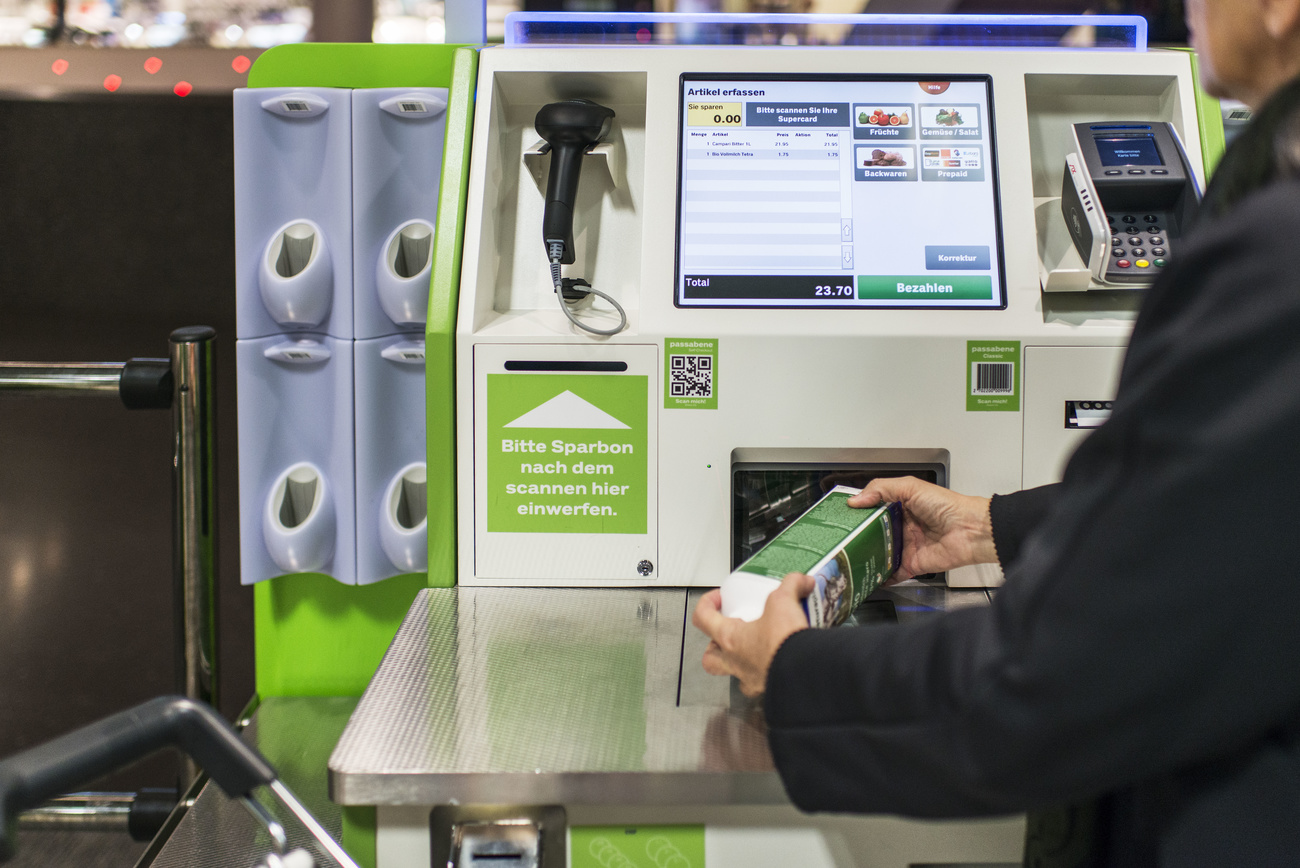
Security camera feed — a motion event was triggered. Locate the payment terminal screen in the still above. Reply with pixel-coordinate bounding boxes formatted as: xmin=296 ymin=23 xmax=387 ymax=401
xmin=675 ymin=74 xmax=1006 ymax=309
xmin=1095 ymin=136 xmax=1163 ymax=167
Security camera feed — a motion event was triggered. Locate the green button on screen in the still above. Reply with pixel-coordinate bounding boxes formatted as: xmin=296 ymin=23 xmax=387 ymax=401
xmin=858 ymin=275 xmax=993 ymax=301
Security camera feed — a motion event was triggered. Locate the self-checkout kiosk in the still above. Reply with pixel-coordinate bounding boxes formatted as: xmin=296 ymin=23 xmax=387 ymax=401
xmin=227 ymin=17 xmax=1223 ymax=868
xmin=442 ymin=32 xmax=1208 ymax=593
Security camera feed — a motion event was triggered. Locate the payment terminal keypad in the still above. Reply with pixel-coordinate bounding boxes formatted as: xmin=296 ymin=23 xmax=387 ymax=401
xmin=1106 ymin=211 xmax=1171 ymax=280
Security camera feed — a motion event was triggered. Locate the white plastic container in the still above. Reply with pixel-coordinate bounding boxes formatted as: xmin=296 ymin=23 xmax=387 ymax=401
xmin=236 ymin=334 xmax=356 ymax=584
xmin=234 ymin=87 xmax=353 ymax=340
xmin=354 ymin=335 xmax=428 ymax=584
xmin=352 ymin=87 xmax=448 ymax=338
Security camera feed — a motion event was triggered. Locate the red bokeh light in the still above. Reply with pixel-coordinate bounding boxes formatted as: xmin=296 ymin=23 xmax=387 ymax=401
xmin=232 ymin=55 xmax=252 ymax=75
xmin=144 ymin=56 xmax=163 ymax=75
xmin=636 ymin=27 xmax=651 ymax=43
xmin=174 ymin=81 xmax=193 ymax=97
xmin=103 ymin=74 xmax=122 ymax=92
xmin=51 ymin=59 xmax=69 ymax=75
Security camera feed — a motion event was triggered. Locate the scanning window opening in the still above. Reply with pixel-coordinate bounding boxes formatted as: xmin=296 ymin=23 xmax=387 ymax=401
xmin=279 ymin=467 xmax=319 ymax=528
xmin=274 ymin=223 xmax=317 ymax=278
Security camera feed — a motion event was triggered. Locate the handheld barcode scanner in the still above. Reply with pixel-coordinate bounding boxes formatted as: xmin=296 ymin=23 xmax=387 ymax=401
xmin=534 ymin=99 xmax=626 ymax=335
xmin=536 ymin=99 xmax=615 ymax=264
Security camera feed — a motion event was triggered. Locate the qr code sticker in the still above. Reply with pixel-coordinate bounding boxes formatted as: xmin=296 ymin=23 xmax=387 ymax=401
xmin=670 ymin=354 xmax=713 ymax=398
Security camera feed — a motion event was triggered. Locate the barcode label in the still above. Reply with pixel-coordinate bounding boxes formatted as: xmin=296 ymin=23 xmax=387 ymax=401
xmin=399 ymin=101 xmax=426 ymax=113
xmin=972 ymin=362 xmax=1014 ymax=394
xmin=670 ymin=354 xmax=713 ymax=398
xmin=282 ymin=101 xmax=311 ymax=112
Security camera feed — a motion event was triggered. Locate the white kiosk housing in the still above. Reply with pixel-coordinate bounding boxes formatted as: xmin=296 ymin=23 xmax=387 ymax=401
xmin=329 ymin=19 xmax=1215 ymax=867
xmin=454 ymin=43 xmax=1203 ymax=589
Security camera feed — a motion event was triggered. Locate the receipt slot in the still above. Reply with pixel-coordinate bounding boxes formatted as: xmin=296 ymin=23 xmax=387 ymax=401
xmin=1061 ymin=122 xmax=1199 ymax=286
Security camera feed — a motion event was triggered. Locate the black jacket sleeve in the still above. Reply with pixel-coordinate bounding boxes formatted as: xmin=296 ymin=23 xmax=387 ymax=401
xmin=989 ymin=484 xmax=1061 ymax=568
xmin=764 ymin=181 xmax=1300 ymax=819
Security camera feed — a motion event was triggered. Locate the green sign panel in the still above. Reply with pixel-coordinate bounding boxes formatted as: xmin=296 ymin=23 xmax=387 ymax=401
xmin=665 ymin=337 xmax=718 ymax=410
xmin=487 ymin=374 xmax=647 ymax=534
xmin=859 ymin=275 xmax=993 ymax=301
xmin=966 ymin=339 xmax=1020 ymax=411
xmin=571 ymin=825 xmax=705 ymax=868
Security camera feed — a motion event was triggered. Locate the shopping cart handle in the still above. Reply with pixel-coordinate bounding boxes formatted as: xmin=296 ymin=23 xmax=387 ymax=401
xmin=0 ymin=696 xmax=276 ymax=861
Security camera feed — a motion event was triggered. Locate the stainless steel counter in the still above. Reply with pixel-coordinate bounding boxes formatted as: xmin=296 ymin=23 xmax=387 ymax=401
xmin=329 ymin=582 xmax=990 ymax=807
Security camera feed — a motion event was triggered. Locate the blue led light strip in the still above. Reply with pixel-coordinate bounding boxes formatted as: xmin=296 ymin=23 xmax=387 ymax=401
xmin=505 ymin=12 xmax=1148 ymax=52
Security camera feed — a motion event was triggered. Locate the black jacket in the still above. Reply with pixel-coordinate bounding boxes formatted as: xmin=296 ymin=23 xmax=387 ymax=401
xmin=765 ymin=80 xmax=1300 ymax=866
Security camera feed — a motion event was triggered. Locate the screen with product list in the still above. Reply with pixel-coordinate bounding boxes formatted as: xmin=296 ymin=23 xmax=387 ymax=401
xmin=675 ymin=74 xmax=1006 ymax=309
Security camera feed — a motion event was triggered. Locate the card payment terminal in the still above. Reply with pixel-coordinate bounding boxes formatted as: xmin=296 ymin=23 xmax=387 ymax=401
xmin=1061 ymin=122 xmax=1200 ymax=286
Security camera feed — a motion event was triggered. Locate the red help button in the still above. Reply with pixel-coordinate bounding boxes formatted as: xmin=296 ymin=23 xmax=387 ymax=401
xmin=919 ymin=81 xmax=951 ymax=95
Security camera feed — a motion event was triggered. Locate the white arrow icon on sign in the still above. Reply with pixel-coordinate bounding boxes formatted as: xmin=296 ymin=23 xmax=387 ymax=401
xmin=504 ymin=390 xmax=630 ymax=429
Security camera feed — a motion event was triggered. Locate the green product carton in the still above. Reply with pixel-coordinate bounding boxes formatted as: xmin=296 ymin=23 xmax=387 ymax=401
xmin=721 ymin=486 xmax=904 ymax=628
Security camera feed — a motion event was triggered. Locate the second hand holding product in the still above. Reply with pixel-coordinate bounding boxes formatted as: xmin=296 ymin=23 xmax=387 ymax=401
xmin=534 ymin=99 xmax=627 ymax=336
xmin=721 ymin=486 xmax=904 ymax=628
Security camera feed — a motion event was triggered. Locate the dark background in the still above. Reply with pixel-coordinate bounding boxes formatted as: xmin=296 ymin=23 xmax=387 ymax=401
xmin=0 ymin=93 xmax=252 ymax=793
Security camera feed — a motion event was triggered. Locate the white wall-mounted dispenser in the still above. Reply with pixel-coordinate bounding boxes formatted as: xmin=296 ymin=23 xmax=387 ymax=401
xmin=355 ymin=335 xmax=428 ymax=585
xmin=236 ymin=85 xmax=445 ymax=588
xmin=351 ymin=87 xmax=449 ymax=339
xmin=235 ymin=88 xmax=354 ymax=341
xmin=237 ymin=334 xmax=356 ymax=585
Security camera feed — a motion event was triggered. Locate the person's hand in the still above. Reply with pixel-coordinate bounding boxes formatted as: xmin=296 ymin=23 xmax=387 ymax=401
xmin=849 ymin=477 xmax=996 ymax=580
xmin=693 ymin=573 xmax=814 ymax=697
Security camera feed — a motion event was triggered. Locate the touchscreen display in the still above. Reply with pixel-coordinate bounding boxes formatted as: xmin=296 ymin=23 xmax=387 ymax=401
xmin=1095 ymin=136 xmax=1163 ymax=167
xmin=676 ymin=74 xmax=1005 ymax=309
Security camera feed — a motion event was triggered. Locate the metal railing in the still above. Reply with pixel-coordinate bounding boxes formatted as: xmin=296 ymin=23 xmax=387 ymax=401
xmin=0 ymin=326 xmax=219 ymax=803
